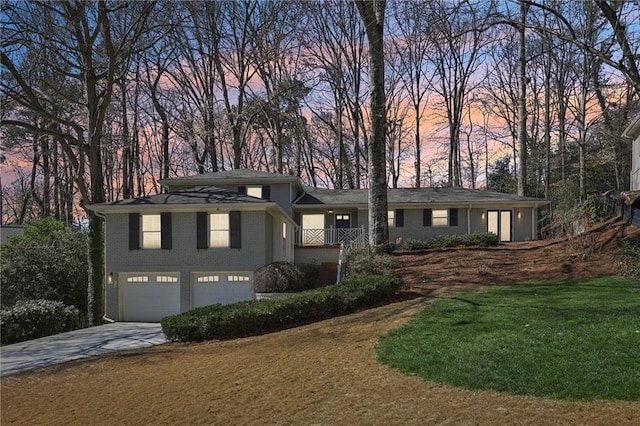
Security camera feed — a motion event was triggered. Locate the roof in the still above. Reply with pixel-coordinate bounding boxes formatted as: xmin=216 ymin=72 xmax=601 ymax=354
xmin=622 ymin=112 xmax=640 ymax=139
xmin=86 ymin=186 xmax=270 ymax=213
xmin=294 ymin=186 xmax=549 ymax=207
xmin=159 ymin=169 xmax=304 ymax=188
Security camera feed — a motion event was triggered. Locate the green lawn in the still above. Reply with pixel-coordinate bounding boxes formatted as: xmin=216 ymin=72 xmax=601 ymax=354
xmin=376 ymin=276 xmax=640 ymax=401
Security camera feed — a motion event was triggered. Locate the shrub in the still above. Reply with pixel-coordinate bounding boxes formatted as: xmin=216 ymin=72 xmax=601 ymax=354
xmin=253 ymin=262 xmax=309 ymax=293
xmin=620 ymin=236 xmax=640 ymax=279
xmin=401 ymin=232 xmax=499 ymax=251
xmin=0 ymin=299 xmax=81 ymax=344
xmin=1 ymin=218 xmax=89 ymax=321
xmin=581 ymin=195 xmax=609 ymax=224
xmin=161 ymin=275 xmax=404 ymax=342
xmin=344 ymin=246 xmax=393 ymax=280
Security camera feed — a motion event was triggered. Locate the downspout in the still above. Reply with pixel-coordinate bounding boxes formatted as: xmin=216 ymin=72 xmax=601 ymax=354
xmin=94 ymin=210 xmax=116 ymax=324
xmin=531 ymin=204 xmax=537 ymax=241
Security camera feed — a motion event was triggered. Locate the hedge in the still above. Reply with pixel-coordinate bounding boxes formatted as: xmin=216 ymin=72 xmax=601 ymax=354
xmin=0 ymin=299 xmax=82 ymax=345
xmin=621 ymin=236 xmax=640 ymax=279
xmin=161 ymin=275 xmax=404 ymax=342
xmin=401 ymin=232 xmax=499 ymax=251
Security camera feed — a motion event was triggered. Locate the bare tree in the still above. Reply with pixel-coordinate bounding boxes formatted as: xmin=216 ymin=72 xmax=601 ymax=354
xmin=1 ymin=1 xmax=158 ymax=324
xmin=355 ymin=0 xmax=388 ymax=249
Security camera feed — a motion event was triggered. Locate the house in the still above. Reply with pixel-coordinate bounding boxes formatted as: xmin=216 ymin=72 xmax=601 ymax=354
xmin=87 ymin=169 xmax=549 ymax=322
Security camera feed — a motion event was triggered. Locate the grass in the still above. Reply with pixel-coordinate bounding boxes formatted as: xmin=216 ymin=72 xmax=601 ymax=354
xmin=376 ymin=276 xmax=640 ymax=401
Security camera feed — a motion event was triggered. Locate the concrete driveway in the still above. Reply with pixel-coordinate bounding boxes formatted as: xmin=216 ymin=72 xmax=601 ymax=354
xmin=0 ymin=322 xmax=166 ymax=377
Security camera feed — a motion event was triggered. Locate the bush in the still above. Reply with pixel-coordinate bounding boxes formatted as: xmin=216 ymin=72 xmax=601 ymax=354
xmin=400 ymin=232 xmax=499 ymax=251
xmin=1 ymin=218 xmax=89 ymax=320
xmin=253 ymin=262 xmax=309 ymax=293
xmin=620 ymin=236 xmax=640 ymax=279
xmin=581 ymin=195 xmax=609 ymax=224
xmin=161 ymin=275 xmax=404 ymax=342
xmin=344 ymin=246 xmax=393 ymax=280
xmin=0 ymin=300 xmax=81 ymax=344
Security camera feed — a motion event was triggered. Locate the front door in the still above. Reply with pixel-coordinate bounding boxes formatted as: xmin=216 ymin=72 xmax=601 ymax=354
xmin=487 ymin=210 xmax=512 ymax=242
xmin=335 ymin=213 xmax=351 ymax=229
xmin=335 ymin=213 xmax=351 ymax=244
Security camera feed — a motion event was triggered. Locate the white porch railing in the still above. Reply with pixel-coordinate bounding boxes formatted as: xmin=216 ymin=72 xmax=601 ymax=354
xmin=296 ymin=227 xmax=366 ymax=247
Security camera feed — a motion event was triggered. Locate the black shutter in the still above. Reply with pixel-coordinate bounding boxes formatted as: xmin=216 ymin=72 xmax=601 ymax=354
xmin=196 ymin=212 xmax=208 ymax=249
xmin=395 ymin=209 xmax=404 ymax=227
xmin=261 ymin=185 xmax=271 ymax=200
xmin=449 ymin=208 xmax=458 ymax=227
xmin=129 ymin=213 xmax=140 ymax=250
xmin=229 ymin=211 xmax=241 ymax=248
xmin=238 ymin=186 xmax=247 ymax=195
xmin=423 ymin=209 xmax=432 ymax=227
xmin=161 ymin=212 xmax=172 ymax=249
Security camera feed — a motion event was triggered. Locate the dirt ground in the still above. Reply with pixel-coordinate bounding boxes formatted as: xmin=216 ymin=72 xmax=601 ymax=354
xmin=2 ymin=217 xmax=640 ymax=425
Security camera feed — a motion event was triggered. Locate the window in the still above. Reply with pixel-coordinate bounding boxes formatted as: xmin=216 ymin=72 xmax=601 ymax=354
xmin=228 ymin=275 xmax=250 ymax=282
xmin=239 ymin=185 xmax=271 ymax=200
xmin=246 ymin=185 xmax=262 ymax=198
xmin=423 ymin=209 xmax=449 ymax=227
xmin=129 ymin=213 xmax=172 ymax=250
xmin=197 ymin=275 xmax=220 ymax=283
xmin=209 ymin=213 xmax=230 ymax=247
xmin=432 ymin=209 xmax=448 ymax=226
xmin=126 ymin=276 xmax=149 ymax=283
xmin=388 ymin=209 xmax=404 ymax=227
xmin=156 ymin=275 xmax=179 ymax=283
xmin=197 ymin=211 xmax=241 ymax=249
xmin=142 ymin=215 xmax=162 ymax=248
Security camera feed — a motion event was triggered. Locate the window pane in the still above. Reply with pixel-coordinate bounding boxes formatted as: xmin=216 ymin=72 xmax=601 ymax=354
xmin=432 ymin=209 xmax=448 ymax=227
xmin=210 ymin=213 xmax=228 ymax=230
xmin=142 ymin=232 xmax=161 ymax=249
xmin=387 ymin=210 xmax=395 ymax=227
xmin=247 ymin=186 xmax=262 ymax=198
xmin=142 ymin=215 xmax=161 ymax=231
xmin=210 ymin=230 xmax=229 ymax=247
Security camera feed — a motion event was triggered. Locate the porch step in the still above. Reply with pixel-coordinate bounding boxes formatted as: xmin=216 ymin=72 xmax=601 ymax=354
xmin=315 ymin=262 xmax=338 ymax=288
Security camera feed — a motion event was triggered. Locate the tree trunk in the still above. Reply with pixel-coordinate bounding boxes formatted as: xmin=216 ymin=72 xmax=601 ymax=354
xmin=517 ymin=2 xmax=528 ymax=196
xmin=355 ymin=0 xmax=388 ymax=250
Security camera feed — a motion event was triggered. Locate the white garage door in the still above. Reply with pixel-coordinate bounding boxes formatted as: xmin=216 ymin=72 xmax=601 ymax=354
xmin=192 ymin=272 xmax=254 ymax=309
xmin=122 ymin=273 xmax=181 ymax=322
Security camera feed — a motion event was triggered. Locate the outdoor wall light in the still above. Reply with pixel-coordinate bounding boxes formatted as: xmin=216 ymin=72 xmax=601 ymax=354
xmin=108 ymin=272 xmax=114 ymax=285
xmin=517 ymin=211 xmax=522 ymax=219
xmin=481 ymin=211 xmax=485 ymax=220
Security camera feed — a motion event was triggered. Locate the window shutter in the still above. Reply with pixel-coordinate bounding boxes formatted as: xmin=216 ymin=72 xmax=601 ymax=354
xmin=238 ymin=186 xmax=247 ymax=195
xmin=396 ymin=209 xmax=404 ymax=227
xmin=449 ymin=208 xmax=458 ymax=227
xmin=229 ymin=211 xmax=241 ymax=248
xmin=129 ymin=213 xmax=140 ymax=250
xmin=196 ymin=212 xmax=208 ymax=249
xmin=261 ymin=185 xmax=271 ymax=200
xmin=423 ymin=209 xmax=432 ymax=227
xmin=161 ymin=212 xmax=172 ymax=249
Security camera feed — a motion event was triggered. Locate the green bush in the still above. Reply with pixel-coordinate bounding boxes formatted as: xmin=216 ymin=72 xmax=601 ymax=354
xmin=344 ymin=246 xmax=393 ymax=280
xmin=581 ymin=195 xmax=609 ymax=224
xmin=161 ymin=275 xmax=404 ymax=342
xmin=621 ymin=236 xmax=640 ymax=279
xmin=253 ymin=262 xmax=310 ymax=292
xmin=0 ymin=299 xmax=81 ymax=344
xmin=401 ymin=232 xmax=499 ymax=251
xmin=1 ymin=218 xmax=89 ymax=320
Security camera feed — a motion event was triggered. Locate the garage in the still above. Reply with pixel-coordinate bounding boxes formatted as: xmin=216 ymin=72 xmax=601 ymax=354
xmin=121 ymin=273 xmax=181 ymax=322
xmin=191 ymin=272 xmax=254 ymax=309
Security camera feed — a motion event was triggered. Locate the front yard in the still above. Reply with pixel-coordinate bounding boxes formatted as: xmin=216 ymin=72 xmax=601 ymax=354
xmin=2 ymin=218 xmax=640 ymax=424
